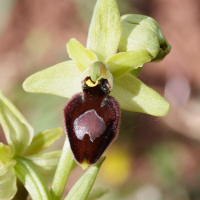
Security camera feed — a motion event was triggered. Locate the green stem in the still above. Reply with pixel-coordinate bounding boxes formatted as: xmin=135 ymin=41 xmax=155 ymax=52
xmin=50 ymin=138 xmax=76 ymax=200
xmin=14 ymin=156 xmax=51 ymax=200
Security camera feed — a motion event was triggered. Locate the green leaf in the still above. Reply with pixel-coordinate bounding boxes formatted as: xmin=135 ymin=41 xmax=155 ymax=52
xmin=0 ymin=90 xmax=34 ymax=155
xmin=105 ymin=50 xmax=151 ymax=78
xmin=14 ymin=157 xmax=51 ymax=200
xmin=0 ymin=161 xmax=17 ymax=200
xmin=67 ymin=38 xmax=97 ymax=72
xmin=26 ymin=150 xmax=61 ymax=185
xmin=64 ymin=157 xmax=105 ymax=200
xmin=87 ymin=0 xmax=121 ymax=61
xmin=23 ymin=60 xmax=82 ymax=98
xmin=111 ymin=73 xmax=170 ymax=116
xmin=87 ymin=188 xmax=109 ymax=200
xmin=50 ymin=139 xmax=76 ymax=200
xmin=25 ymin=128 xmax=63 ymax=155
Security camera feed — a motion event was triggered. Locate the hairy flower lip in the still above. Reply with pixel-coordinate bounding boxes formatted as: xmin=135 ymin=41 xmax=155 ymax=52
xmin=64 ymin=80 xmax=120 ymax=166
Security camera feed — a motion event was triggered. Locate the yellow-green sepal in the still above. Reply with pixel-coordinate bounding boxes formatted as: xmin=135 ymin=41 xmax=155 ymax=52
xmin=87 ymin=0 xmax=121 ymax=61
xmin=111 ymin=73 xmax=170 ymax=116
xmin=23 ymin=60 xmax=82 ymax=98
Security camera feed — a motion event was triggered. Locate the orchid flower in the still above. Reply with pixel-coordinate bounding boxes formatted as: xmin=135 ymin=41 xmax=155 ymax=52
xmin=23 ymin=0 xmax=170 ymax=168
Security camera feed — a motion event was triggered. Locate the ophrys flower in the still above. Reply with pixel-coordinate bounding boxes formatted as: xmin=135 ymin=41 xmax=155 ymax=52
xmin=23 ymin=0 xmax=170 ymax=168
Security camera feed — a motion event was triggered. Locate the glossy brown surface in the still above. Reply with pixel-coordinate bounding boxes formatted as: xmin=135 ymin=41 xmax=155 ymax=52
xmin=64 ymin=79 xmax=120 ymax=165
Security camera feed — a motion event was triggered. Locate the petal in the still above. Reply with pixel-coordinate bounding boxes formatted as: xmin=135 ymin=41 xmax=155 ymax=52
xmin=0 ymin=90 xmax=34 ymax=155
xmin=105 ymin=50 xmax=151 ymax=78
xmin=64 ymin=157 xmax=105 ymax=200
xmin=23 ymin=60 xmax=82 ymax=98
xmin=111 ymin=73 xmax=170 ymax=116
xmin=67 ymin=38 xmax=97 ymax=72
xmin=26 ymin=150 xmax=62 ymax=185
xmin=24 ymin=128 xmax=63 ymax=155
xmin=0 ymin=161 xmax=17 ymax=200
xmin=14 ymin=157 xmax=51 ymax=200
xmin=86 ymin=0 xmax=121 ymax=61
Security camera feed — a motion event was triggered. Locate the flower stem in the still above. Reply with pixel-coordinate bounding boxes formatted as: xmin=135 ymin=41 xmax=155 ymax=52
xmin=50 ymin=138 xmax=76 ymax=200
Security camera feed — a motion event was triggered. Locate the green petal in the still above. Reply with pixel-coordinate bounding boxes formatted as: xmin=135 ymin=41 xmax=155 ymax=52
xmin=111 ymin=73 xmax=170 ymax=116
xmin=67 ymin=38 xmax=97 ymax=72
xmin=0 ymin=90 xmax=34 ymax=155
xmin=87 ymin=188 xmax=109 ymax=200
xmin=64 ymin=157 xmax=105 ymax=200
xmin=25 ymin=128 xmax=63 ymax=155
xmin=87 ymin=0 xmax=121 ymax=61
xmin=26 ymin=150 xmax=61 ymax=185
xmin=14 ymin=157 xmax=51 ymax=200
xmin=23 ymin=60 xmax=82 ymax=98
xmin=0 ymin=161 xmax=17 ymax=200
xmin=105 ymin=50 xmax=151 ymax=78
xmin=50 ymin=138 xmax=76 ymax=200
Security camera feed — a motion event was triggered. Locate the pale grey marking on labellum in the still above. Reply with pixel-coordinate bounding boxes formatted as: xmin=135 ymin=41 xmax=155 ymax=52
xmin=73 ymin=109 xmax=106 ymax=142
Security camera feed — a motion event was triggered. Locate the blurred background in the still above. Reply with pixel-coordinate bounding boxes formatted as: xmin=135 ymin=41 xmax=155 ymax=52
xmin=1 ymin=0 xmax=200 ymax=199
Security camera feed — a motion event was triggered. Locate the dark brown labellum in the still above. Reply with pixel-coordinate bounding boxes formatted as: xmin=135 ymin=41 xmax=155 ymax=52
xmin=64 ymin=78 xmax=120 ymax=166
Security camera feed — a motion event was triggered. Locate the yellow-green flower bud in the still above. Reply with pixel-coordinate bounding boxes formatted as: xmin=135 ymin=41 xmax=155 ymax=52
xmin=119 ymin=14 xmax=171 ymax=62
